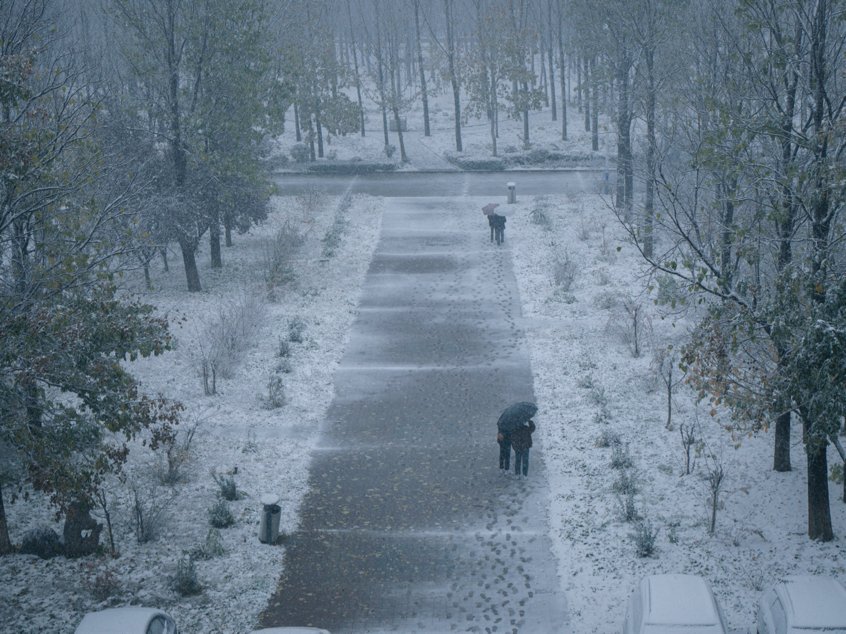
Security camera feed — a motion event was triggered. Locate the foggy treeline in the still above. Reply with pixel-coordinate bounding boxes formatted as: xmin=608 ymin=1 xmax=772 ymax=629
xmin=0 ymin=0 xmax=844 ymax=557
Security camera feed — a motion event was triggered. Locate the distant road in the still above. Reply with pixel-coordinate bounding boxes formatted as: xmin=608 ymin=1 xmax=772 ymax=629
xmin=275 ymin=169 xmax=609 ymax=198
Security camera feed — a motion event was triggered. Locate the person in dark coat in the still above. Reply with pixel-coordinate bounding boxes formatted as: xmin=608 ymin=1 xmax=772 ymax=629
xmin=497 ymin=429 xmax=512 ymax=471
xmin=511 ymin=419 xmax=535 ymax=476
xmin=487 ymin=213 xmax=496 ymax=242
xmin=492 ymin=214 xmax=506 ymax=245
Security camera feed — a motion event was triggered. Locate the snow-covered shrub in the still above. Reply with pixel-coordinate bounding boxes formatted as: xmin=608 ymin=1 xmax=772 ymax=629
xmin=606 ymin=298 xmax=653 ymax=357
xmin=589 ymin=385 xmax=608 ymax=408
xmin=595 ymin=428 xmax=621 ymax=448
xmin=265 ymin=374 xmax=286 ymax=409
xmin=578 ymin=221 xmax=592 ymax=241
xmin=384 ymin=144 xmax=396 ymax=159
xmin=276 ymin=358 xmax=293 ymax=374
xmin=277 ymin=338 xmax=291 ymax=358
xmin=593 ymin=290 xmax=617 ymax=310
xmin=262 ymin=224 xmax=304 ymax=293
xmin=632 ymin=519 xmax=659 ymax=557
xmin=617 ymin=491 xmax=639 ymax=522
xmin=594 ymin=268 xmax=611 ymax=286
xmin=305 ymin=161 xmax=396 ymax=174
xmin=610 ymin=443 xmax=633 ymax=470
xmin=20 ymin=527 xmax=63 ymax=559
xmin=553 ymin=252 xmax=578 ymax=291
xmin=295 ymin=186 xmax=327 ymax=220
xmin=529 ymin=200 xmax=552 ymax=230
xmin=666 ymin=520 xmax=680 ymax=545
xmin=288 ymin=316 xmax=307 ymax=343
xmin=212 ymin=472 xmax=237 ymax=501
xmin=592 ymin=404 xmax=612 ymax=425
xmin=172 ymin=555 xmax=202 ymax=596
xmin=130 ymin=483 xmax=175 ymax=544
xmin=322 ymin=193 xmax=351 ymax=258
xmin=191 ymin=528 xmax=225 ymax=560
xmin=576 ymin=373 xmax=595 ymax=389
xmin=208 ymin=500 xmax=235 ymax=529
xmin=290 ymin=143 xmax=310 ymax=163
xmin=612 ymin=469 xmax=639 ymax=496
xmin=196 ymin=293 xmax=267 ymax=385
xmin=85 ymin=565 xmax=121 ymax=602
xmin=527 ymin=148 xmax=552 ymax=163
xmin=155 ymin=420 xmax=198 ymax=486
xmin=598 ymin=225 xmax=617 ymax=263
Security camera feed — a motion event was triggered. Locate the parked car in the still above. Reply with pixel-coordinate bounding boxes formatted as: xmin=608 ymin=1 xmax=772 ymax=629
xmin=623 ymin=573 xmax=730 ymax=634
xmin=75 ymin=607 xmax=177 ymax=634
xmin=249 ymin=629 xmax=330 ymax=634
xmin=250 ymin=625 xmax=329 ymax=634
xmin=757 ymin=575 xmax=846 ymax=634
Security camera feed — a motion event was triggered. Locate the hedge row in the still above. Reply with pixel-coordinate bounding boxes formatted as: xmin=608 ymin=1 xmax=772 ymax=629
xmin=304 ymin=161 xmax=397 ymax=174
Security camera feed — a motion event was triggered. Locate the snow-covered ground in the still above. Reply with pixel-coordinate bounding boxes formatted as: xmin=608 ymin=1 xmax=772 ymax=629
xmin=4 ymin=87 xmax=846 ymax=634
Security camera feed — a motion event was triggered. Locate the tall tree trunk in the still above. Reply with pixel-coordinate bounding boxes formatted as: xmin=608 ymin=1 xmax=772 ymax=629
xmin=547 ymin=14 xmax=557 ymax=122
xmin=210 ymin=212 xmax=222 ymax=269
xmin=522 ymin=82 xmax=530 ymax=149
xmin=583 ymin=57 xmax=590 ymax=131
xmin=413 ymin=0 xmax=431 ymax=136
xmin=718 ymin=176 xmax=736 ymax=289
xmin=801 ymin=0 xmax=833 ymax=541
xmin=374 ymin=4 xmax=390 ymax=148
xmin=315 ymin=98 xmax=324 ymax=158
xmin=166 ymin=21 xmax=201 ymax=293
xmin=224 ymin=216 xmax=233 ymax=247
xmin=774 ymin=407 xmax=792 ymax=472
xmin=293 ymin=99 xmax=302 ymax=142
xmin=556 ymin=0 xmax=567 ymax=140
xmin=590 ymin=58 xmax=599 ymax=152
xmin=346 ymin=0 xmax=366 ymax=137
xmin=0 ymin=485 xmax=11 ymax=555
xmin=178 ymin=237 xmax=201 ymax=292
xmin=806 ymin=428 xmax=833 ymax=540
xmin=576 ymin=56 xmax=582 ymax=112
xmin=389 ymin=37 xmax=408 ymax=163
xmin=643 ymin=37 xmax=656 ymax=258
xmin=615 ymin=50 xmax=631 ymax=218
xmin=444 ymin=0 xmax=462 ymax=152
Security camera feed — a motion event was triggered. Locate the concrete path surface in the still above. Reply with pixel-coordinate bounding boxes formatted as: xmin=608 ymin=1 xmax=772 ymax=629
xmin=261 ymin=198 xmax=568 ymax=633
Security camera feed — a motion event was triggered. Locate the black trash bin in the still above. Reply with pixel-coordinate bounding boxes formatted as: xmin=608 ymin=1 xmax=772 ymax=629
xmin=259 ymin=495 xmax=281 ymax=544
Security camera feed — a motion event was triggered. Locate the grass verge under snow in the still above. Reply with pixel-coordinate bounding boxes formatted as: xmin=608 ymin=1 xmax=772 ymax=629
xmin=505 ymin=192 xmax=846 ymax=633
xmin=0 ymin=193 xmax=383 ymax=634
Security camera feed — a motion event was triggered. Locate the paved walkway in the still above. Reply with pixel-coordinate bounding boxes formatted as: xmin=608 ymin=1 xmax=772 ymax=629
xmin=261 ymin=198 xmax=568 ymax=633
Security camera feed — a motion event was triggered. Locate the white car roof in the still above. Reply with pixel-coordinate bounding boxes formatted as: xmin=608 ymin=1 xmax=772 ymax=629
xmin=249 ymin=629 xmax=331 ymax=634
xmin=643 ymin=574 xmax=721 ymax=627
xmin=778 ymin=576 xmax=846 ymax=629
xmin=75 ymin=607 xmax=169 ymax=633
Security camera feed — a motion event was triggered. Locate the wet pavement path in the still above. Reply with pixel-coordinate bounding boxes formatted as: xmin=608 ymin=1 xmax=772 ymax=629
xmin=261 ymin=198 xmax=568 ymax=633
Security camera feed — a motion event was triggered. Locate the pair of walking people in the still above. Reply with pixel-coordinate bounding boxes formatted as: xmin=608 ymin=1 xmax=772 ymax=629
xmin=497 ymin=419 xmax=535 ymax=476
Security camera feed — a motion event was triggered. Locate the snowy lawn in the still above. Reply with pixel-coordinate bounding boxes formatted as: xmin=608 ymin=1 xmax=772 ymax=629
xmin=0 ymin=192 xmax=383 ymax=634
xmin=503 ymin=192 xmax=846 ymax=633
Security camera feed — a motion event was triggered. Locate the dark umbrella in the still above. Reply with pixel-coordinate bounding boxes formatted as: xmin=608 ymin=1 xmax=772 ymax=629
xmin=497 ymin=401 xmax=538 ymax=433
xmin=482 ymin=202 xmax=499 ymax=215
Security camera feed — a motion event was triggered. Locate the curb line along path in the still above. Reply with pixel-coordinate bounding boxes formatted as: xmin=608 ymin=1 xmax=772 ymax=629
xmin=261 ymin=196 xmax=569 ymax=633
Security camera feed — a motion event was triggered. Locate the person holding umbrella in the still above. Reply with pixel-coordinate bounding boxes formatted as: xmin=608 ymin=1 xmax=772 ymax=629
xmin=496 ymin=428 xmax=512 ymax=471
xmin=482 ymin=203 xmax=498 ymax=242
xmin=492 ymin=213 xmax=506 ymax=245
xmin=497 ymin=402 xmax=537 ymax=474
xmin=511 ymin=419 xmax=536 ymax=477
